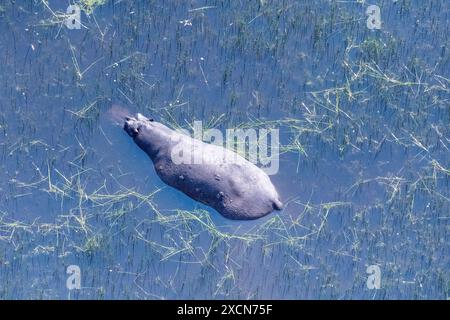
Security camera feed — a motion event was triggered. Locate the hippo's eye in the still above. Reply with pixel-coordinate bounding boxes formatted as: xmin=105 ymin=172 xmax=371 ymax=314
xmin=149 ymin=118 xmax=154 ymax=122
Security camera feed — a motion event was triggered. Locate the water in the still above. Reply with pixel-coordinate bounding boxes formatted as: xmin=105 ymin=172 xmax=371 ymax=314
xmin=0 ymin=0 xmax=448 ymax=299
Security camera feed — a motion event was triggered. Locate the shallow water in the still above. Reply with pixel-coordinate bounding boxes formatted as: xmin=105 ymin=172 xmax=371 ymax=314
xmin=0 ymin=0 xmax=449 ymax=299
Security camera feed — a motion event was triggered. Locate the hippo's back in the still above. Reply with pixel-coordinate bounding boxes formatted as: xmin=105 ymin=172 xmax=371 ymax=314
xmin=153 ymin=137 xmax=282 ymax=220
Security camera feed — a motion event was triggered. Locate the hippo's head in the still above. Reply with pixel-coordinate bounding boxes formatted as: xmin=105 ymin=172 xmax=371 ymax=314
xmin=123 ymin=113 xmax=175 ymax=160
xmin=124 ymin=113 xmax=154 ymax=138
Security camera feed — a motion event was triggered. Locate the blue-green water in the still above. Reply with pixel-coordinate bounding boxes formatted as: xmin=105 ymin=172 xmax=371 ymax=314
xmin=0 ymin=0 xmax=449 ymax=299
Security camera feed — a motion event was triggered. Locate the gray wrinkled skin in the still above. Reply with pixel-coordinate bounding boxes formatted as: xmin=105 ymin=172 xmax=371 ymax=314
xmin=124 ymin=113 xmax=283 ymax=220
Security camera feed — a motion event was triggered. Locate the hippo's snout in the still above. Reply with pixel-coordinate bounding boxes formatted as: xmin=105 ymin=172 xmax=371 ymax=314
xmin=124 ymin=114 xmax=155 ymax=138
xmin=124 ymin=118 xmax=140 ymax=138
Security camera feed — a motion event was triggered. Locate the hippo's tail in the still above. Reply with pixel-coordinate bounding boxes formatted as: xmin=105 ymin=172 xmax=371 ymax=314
xmin=272 ymin=198 xmax=283 ymax=211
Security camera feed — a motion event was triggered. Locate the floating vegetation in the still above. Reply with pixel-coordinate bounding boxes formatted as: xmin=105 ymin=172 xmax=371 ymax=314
xmin=77 ymin=0 xmax=108 ymax=15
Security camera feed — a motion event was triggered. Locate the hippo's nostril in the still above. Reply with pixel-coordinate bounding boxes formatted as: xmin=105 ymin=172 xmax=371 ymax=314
xmin=123 ymin=121 xmax=139 ymax=138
